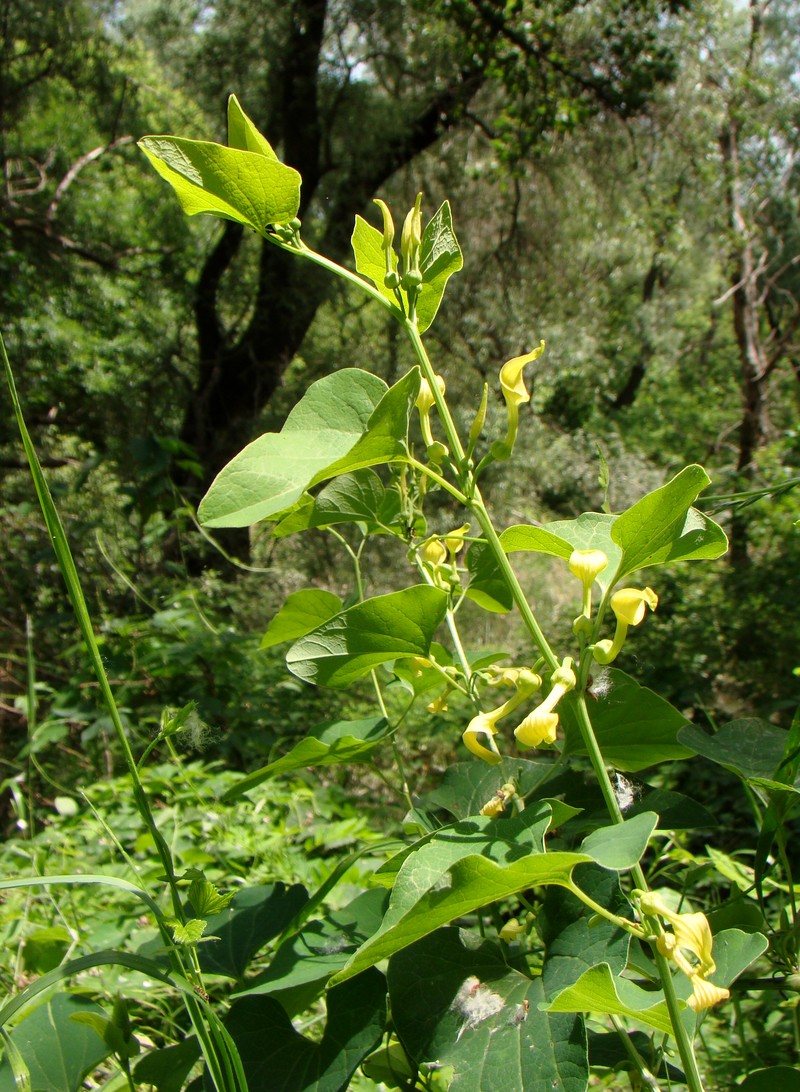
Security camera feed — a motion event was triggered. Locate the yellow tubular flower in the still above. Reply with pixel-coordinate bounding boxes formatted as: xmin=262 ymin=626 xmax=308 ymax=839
xmin=463 ymin=712 xmax=503 ymax=765
xmin=687 ymin=977 xmax=730 ymax=1013
xmin=593 ymin=587 xmax=658 ymax=665
xmin=569 ymin=549 xmax=609 ymax=619
xmin=444 ymin=524 xmax=470 ymax=557
xmin=672 ymin=912 xmax=717 ymax=978
xmin=464 ymin=671 xmax=542 ymax=764
xmin=569 ymin=549 xmax=609 ymax=585
xmin=514 ymin=707 xmax=559 ymax=748
xmin=611 ymin=586 xmax=659 ymax=626
xmin=513 ymin=659 xmax=575 ymax=749
xmin=496 ymin=340 xmax=545 ymax=458
xmin=421 ymin=537 xmax=447 ymax=569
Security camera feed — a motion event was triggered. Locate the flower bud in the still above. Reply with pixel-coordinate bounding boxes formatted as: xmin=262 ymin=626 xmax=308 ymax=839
xmin=421 ymin=537 xmax=447 ymax=569
xmin=401 ymin=193 xmax=423 ymax=273
xmin=373 ymin=198 xmax=395 ymax=249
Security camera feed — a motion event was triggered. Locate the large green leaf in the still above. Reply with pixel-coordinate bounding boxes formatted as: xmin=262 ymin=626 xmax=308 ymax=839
xmin=222 ymin=717 xmax=390 ymax=801
xmin=139 ymin=137 xmax=301 ymax=231
xmin=612 ymin=465 xmax=727 ymax=579
xmin=561 ymin=670 xmax=694 ymax=772
xmin=235 ymin=889 xmax=389 ymax=1016
xmin=215 ymin=970 xmax=386 ymax=1092
xmin=331 ymin=843 xmax=593 ymax=986
xmin=197 ymin=883 xmax=309 ymax=979
xmin=198 ymin=369 xmax=386 ymax=527
xmin=416 ymin=201 xmax=463 ymax=333
xmin=679 ymin=719 xmax=800 ymax=794
xmin=260 ymin=590 xmax=343 ymax=650
xmin=388 ymin=929 xmax=587 ymax=1092
xmin=286 ymin=585 xmax=448 ymax=687
xmin=0 ymin=994 xmax=110 ymax=1092
xmin=307 ymin=368 xmax=419 ymax=483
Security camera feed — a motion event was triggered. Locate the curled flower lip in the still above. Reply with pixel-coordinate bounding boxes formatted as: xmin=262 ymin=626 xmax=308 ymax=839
xmin=593 ymin=587 xmax=658 ymax=665
xmin=499 ymin=341 xmax=545 ymax=408
xmin=463 ymin=712 xmax=502 ymax=765
xmin=610 ymin=587 xmax=658 ymax=626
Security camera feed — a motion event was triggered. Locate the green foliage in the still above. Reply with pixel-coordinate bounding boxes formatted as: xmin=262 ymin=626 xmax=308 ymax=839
xmin=2 ymin=5 xmax=800 ymax=1084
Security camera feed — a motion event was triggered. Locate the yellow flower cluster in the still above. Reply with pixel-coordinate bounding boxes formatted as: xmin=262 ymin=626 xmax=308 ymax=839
xmin=639 ymin=892 xmax=730 ymax=1012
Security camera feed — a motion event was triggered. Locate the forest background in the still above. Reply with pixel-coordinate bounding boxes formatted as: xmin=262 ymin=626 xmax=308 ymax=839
xmin=0 ymin=0 xmax=799 ymax=1086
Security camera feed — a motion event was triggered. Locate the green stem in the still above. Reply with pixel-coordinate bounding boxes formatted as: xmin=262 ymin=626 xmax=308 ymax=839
xmin=571 ymin=690 xmax=705 ymax=1092
xmin=403 ymin=321 xmax=559 ymax=672
xmin=565 ymin=880 xmax=645 ymax=938
xmin=406 ymin=455 xmax=468 ymax=504
xmin=609 ymin=1014 xmax=662 ymax=1091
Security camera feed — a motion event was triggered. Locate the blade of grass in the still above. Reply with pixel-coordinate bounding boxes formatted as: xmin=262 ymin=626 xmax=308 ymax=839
xmin=1 ymin=331 xmax=246 ymax=1090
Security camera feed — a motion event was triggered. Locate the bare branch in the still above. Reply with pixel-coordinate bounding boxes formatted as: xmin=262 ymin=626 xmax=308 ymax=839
xmin=46 ymin=136 xmax=134 ymax=224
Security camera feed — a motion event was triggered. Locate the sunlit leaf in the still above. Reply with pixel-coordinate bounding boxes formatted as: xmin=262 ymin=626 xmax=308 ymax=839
xmin=260 ymin=590 xmax=343 ymax=650
xmin=286 ymin=585 xmax=448 ymax=687
xmin=139 ymin=137 xmax=301 ymax=230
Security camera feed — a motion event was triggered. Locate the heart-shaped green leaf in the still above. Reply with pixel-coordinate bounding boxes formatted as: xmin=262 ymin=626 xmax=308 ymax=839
xmin=561 ymin=670 xmax=694 ymax=771
xmin=388 ymin=929 xmax=587 ymax=1092
xmin=286 ymin=585 xmax=448 ymax=687
xmin=612 ymin=465 xmax=727 ymax=579
xmin=139 ymin=137 xmax=301 ymax=231
xmin=198 ymin=369 xmax=386 ymax=528
xmin=260 ymin=589 xmax=343 ymax=650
